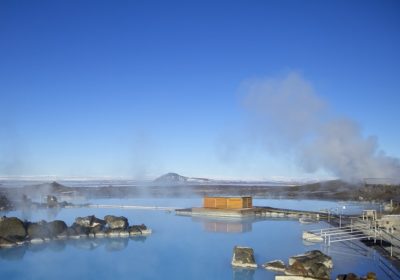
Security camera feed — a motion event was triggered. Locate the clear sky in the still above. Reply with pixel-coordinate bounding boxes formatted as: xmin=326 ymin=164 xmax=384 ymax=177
xmin=0 ymin=0 xmax=399 ymax=180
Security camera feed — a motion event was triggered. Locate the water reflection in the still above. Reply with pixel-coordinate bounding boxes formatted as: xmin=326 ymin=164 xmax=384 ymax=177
xmin=0 ymin=246 xmax=27 ymax=261
xmin=204 ymin=221 xmax=252 ymax=233
xmin=232 ymin=268 xmax=255 ymax=280
xmin=0 ymin=236 xmax=147 ymax=261
xmin=192 ymin=217 xmax=262 ymax=233
xmin=198 ymin=218 xmax=254 ymax=233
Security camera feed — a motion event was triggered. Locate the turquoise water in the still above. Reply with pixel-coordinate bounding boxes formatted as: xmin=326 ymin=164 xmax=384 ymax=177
xmin=0 ymin=198 xmax=393 ymax=279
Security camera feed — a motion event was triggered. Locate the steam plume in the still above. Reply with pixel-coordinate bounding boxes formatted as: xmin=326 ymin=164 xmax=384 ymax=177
xmin=242 ymin=72 xmax=400 ymax=182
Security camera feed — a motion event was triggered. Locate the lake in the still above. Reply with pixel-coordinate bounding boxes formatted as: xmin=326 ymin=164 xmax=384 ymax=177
xmin=0 ymin=198 xmax=395 ymax=279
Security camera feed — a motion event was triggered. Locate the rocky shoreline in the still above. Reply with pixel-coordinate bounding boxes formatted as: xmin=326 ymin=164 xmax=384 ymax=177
xmin=0 ymin=215 xmax=151 ymax=248
xmin=232 ymin=246 xmax=377 ymax=280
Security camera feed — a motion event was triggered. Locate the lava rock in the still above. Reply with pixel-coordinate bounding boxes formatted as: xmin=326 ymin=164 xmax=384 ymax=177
xmin=75 ymin=216 xmax=93 ymax=227
xmin=0 ymin=236 xmax=17 ymax=248
xmin=0 ymin=217 xmax=26 ymax=239
xmin=27 ymin=221 xmax=51 ymax=239
xmin=128 ymin=224 xmax=147 ymax=235
xmin=289 ymin=250 xmax=333 ymax=269
xmin=286 ymin=250 xmax=332 ymax=279
xmin=104 ymin=215 xmax=128 ymax=230
xmin=47 ymin=220 xmax=68 ymax=237
xmin=70 ymin=223 xmax=90 ymax=236
xmin=262 ymin=260 xmax=286 ymax=272
xmin=231 ymin=246 xmax=257 ymax=268
xmin=75 ymin=215 xmax=106 ymax=228
xmin=89 ymin=224 xmax=104 ymax=235
xmin=105 ymin=228 xmax=129 ymax=237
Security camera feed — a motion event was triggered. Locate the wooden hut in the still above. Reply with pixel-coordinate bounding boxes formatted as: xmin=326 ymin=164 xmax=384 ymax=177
xmin=203 ymin=196 xmax=253 ymax=209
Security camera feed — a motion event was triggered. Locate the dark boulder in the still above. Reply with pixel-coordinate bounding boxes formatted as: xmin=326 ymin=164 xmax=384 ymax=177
xmin=75 ymin=216 xmax=93 ymax=227
xmin=308 ymin=262 xmax=330 ymax=279
xmin=285 ymin=260 xmax=308 ymax=277
xmin=27 ymin=221 xmax=51 ymax=239
xmin=0 ymin=236 xmax=17 ymax=248
xmin=91 ymin=216 xmax=106 ymax=227
xmin=289 ymin=250 xmax=333 ymax=270
xmin=104 ymin=228 xmax=126 ymax=237
xmin=47 ymin=220 xmax=68 ymax=237
xmin=128 ymin=224 xmax=147 ymax=235
xmin=262 ymin=260 xmax=286 ymax=272
xmin=89 ymin=224 xmax=105 ymax=235
xmin=70 ymin=223 xmax=90 ymax=236
xmin=75 ymin=215 xmax=106 ymax=228
xmin=66 ymin=227 xmax=78 ymax=237
xmin=231 ymin=246 xmax=257 ymax=268
xmin=104 ymin=215 xmax=128 ymax=230
xmin=286 ymin=250 xmax=332 ymax=279
xmin=0 ymin=217 xmax=26 ymax=239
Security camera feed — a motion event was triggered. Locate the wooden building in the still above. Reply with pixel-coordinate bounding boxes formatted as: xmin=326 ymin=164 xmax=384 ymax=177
xmin=203 ymin=196 xmax=253 ymax=209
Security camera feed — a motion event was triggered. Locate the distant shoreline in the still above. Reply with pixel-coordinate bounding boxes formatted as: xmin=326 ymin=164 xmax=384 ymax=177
xmin=1 ymin=179 xmax=399 ymax=205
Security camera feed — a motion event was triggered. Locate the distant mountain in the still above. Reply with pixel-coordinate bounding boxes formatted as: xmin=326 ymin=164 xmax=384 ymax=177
xmin=11 ymin=181 xmax=73 ymax=200
xmin=23 ymin=181 xmax=71 ymax=193
xmin=154 ymin=173 xmax=188 ymax=184
xmin=153 ymin=172 xmax=305 ymax=186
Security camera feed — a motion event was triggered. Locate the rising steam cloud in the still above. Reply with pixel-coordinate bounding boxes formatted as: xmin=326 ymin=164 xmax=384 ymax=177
xmin=242 ymin=72 xmax=400 ymax=182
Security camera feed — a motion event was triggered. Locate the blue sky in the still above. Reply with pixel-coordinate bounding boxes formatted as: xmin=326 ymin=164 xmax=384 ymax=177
xmin=0 ymin=1 xmax=399 ymax=180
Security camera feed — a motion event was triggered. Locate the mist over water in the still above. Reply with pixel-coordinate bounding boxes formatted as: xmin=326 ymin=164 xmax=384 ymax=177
xmin=242 ymin=72 xmax=400 ymax=183
xmin=0 ymin=198 xmax=390 ymax=280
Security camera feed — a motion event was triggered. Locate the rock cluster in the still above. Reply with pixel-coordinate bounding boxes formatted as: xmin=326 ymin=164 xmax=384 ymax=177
xmin=233 ymin=247 xmax=378 ymax=279
xmin=0 ymin=215 xmax=151 ymax=248
xmin=263 ymin=250 xmax=333 ymax=280
xmin=287 ymin=250 xmax=333 ymax=279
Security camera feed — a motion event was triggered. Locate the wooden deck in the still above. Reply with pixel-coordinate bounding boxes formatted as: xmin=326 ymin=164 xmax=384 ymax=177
xmin=176 ymin=206 xmax=327 ymax=219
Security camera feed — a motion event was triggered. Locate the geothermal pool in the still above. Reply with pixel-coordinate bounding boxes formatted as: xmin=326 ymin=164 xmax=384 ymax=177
xmin=0 ymin=198 xmax=395 ymax=279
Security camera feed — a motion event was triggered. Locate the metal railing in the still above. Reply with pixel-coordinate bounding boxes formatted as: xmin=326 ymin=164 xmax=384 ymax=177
xmin=308 ymin=221 xmax=375 ymax=246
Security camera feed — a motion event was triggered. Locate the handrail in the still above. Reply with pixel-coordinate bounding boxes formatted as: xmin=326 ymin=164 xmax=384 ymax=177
xmin=309 ymin=225 xmax=370 ymax=234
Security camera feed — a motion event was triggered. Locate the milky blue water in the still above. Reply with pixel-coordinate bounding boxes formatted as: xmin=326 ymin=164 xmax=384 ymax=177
xmin=0 ymin=198 xmax=395 ymax=279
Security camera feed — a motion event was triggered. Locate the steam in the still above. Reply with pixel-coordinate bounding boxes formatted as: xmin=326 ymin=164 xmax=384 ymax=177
xmin=0 ymin=122 xmax=29 ymax=176
xmin=242 ymin=72 xmax=400 ymax=182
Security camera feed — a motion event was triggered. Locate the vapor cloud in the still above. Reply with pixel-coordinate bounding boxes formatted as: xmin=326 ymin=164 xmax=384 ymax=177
xmin=242 ymin=72 xmax=400 ymax=182
xmin=0 ymin=122 xmax=29 ymax=176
